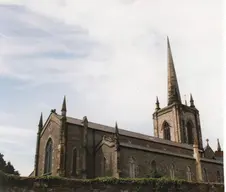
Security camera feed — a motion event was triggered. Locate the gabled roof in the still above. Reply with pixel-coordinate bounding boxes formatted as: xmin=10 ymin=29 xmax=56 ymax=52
xmin=56 ymin=114 xmax=193 ymax=150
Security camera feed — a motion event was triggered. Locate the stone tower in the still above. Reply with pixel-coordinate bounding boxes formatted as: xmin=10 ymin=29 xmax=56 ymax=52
xmin=153 ymin=37 xmax=203 ymax=150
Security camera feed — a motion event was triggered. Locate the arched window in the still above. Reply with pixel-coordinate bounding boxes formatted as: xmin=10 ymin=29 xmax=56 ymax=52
xmin=217 ymin=171 xmax=221 ymax=183
xmin=182 ymin=120 xmax=187 ymax=143
xmin=71 ymin=148 xmax=77 ymax=176
xmin=129 ymin=157 xmax=136 ymax=178
xmin=186 ymin=166 xmax=192 ymax=181
xmin=169 ymin=164 xmax=175 ymax=179
xmin=203 ymin=168 xmax=208 ymax=182
xmin=44 ymin=138 xmax=53 ymax=174
xmin=162 ymin=121 xmax=171 ymax=140
xmin=151 ymin=160 xmax=156 ymax=172
xmin=187 ymin=121 xmax=194 ymax=144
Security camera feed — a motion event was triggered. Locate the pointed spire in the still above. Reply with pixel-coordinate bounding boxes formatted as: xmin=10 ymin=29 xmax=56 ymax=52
xmin=38 ymin=113 xmax=43 ymax=132
xmin=217 ymin=139 xmax=221 ymax=152
xmin=190 ymin=93 xmax=195 ymax=107
xmin=61 ymin=96 xmax=67 ymax=116
xmin=167 ymin=36 xmax=181 ymax=105
xmin=155 ymin=96 xmax=160 ymax=111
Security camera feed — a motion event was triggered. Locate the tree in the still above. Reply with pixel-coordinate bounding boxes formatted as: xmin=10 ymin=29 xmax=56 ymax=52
xmin=0 ymin=153 xmax=20 ymax=175
xmin=0 ymin=153 xmax=6 ymax=171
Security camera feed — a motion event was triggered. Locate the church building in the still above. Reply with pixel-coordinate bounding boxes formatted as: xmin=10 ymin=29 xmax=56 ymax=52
xmin=31 ymin=38 xmax=224 ymax=183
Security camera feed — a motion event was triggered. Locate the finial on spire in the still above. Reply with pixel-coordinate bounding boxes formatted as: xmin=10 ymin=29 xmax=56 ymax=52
xmin=38 ymin=112 xmax=43 ymax=132
xmin=190 ymin=93 xmax=195 ymax=107
xmin=217 ymin=139 xmax=221 ymax=152
xmin=206 ymin=138 xmax=209 ymax=146
xmin=167 ymin=36 xmax=181 ymax=105
xmin=155 ymin=96 xmax=160 ymax=111
xmin=61 ymin=96 xmax=67 ymax=116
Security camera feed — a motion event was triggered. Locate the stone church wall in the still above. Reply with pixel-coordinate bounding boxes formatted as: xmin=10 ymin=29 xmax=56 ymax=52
xmin=0 ymin=171 xmax=224 ymax=192
xmin=119 ymin=135 xmax=193 ymax=156
xmin=65 ymin=124 xmax=83 ymax=177
xmin=38 ymin=119 xmax=61 ymax=176
xmin=119 ymin=146 xmax=196 ymax=180
xmin=201 ymin=160 xmax=224 ymax=183
xmin=65 ymin=124 xmax=115 ymax=178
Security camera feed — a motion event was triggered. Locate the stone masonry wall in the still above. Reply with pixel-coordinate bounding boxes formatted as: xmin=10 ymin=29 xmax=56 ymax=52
xmin=0 ymin=172 xmax=224 ymax=192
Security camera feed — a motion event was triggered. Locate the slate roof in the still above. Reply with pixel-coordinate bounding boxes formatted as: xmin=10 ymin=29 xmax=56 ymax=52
xmin=57 ymin=114 xmax=193 ymax=150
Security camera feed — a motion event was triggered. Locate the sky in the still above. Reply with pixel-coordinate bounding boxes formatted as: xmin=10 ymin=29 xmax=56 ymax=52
xmin=0 ymin=0 xmax=223 ymax=176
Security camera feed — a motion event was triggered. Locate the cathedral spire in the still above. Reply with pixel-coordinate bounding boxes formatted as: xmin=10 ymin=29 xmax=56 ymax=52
xmin=167 ymin=37 xmax=181 ymax=105
xmin=217 ymin=139 xmax=222 ymax=152
xmin=61 ymin=96 xmax=67 ymax=116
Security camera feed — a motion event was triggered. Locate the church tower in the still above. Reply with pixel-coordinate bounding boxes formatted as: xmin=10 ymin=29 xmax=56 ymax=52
xmin=153 ymin=37 xmax=203 ymax=150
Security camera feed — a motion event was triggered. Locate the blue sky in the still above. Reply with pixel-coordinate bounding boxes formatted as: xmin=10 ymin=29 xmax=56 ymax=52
xmin=0 ymin=0 xmax=223 ymax=176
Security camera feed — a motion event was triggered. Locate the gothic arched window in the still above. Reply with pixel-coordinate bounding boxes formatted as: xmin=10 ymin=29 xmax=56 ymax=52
xmin=187 ymin=121 xmax=194 ymax=144
xmin=217 ymin=171 xmax=221 ymax=183
xmin=129 ymin=157 xmax=136 ymax=178
xmin=182 ymin=120 xmax=187 ymax=143
xmin=169 ymin=164 xmax=175 ymax=179
xmin=203 ymin=168 xmax=208 ymax=182
xmin=71 ymin=148 xmax=77 ymax=176
xmin=163 ymin=121 xmax=171 ymax=140
xmin=186 ymin=166 xmax=192 ymax=181
xmin=44 ymin=138 xmax=53 ymax=174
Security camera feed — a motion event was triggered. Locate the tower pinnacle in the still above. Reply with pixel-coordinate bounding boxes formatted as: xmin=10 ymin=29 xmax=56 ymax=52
xmin=190 ymin=94 xmax=195 ymax=107
xmin=167 ymin=37 xmax=181 ymax=105
xmin=114 ymin=122 xmax=120 ymax=151
xmin=155 ymin=96 xmax=160 ymax=111
xmin=61 ymin=96 xmax=67 ymax=116
xmin=217 ymin=139 xmax=222 ymax=152
xmin=38 ymin=112 xmax=43 ymax=133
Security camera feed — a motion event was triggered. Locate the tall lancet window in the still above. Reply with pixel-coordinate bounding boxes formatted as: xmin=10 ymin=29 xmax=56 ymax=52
xmin=203 ymin=168 xmax=208 ymax=182
xmin=169 ymin=164 xmax=175 ymax=179
xmin=186 ymin=166 xmax=192 ymax=181
xmin=217 ymin=171 xmax=221 ymax=183
xmin=187 ymin=121 xmax=194 ymax=145
xmin=71 ymin=148 xmax=77 ymax=176
xmin=163 ymin=121 xmax=171 ymax=140
xmin=129 ymin=157 xmax=136 ymax=178
xmin=44 ymin=138 xmax=53 ymax=174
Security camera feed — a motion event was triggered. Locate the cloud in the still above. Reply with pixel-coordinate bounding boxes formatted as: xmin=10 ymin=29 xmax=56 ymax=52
xmin=0 ymin=0 xmax=223 ymax=175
